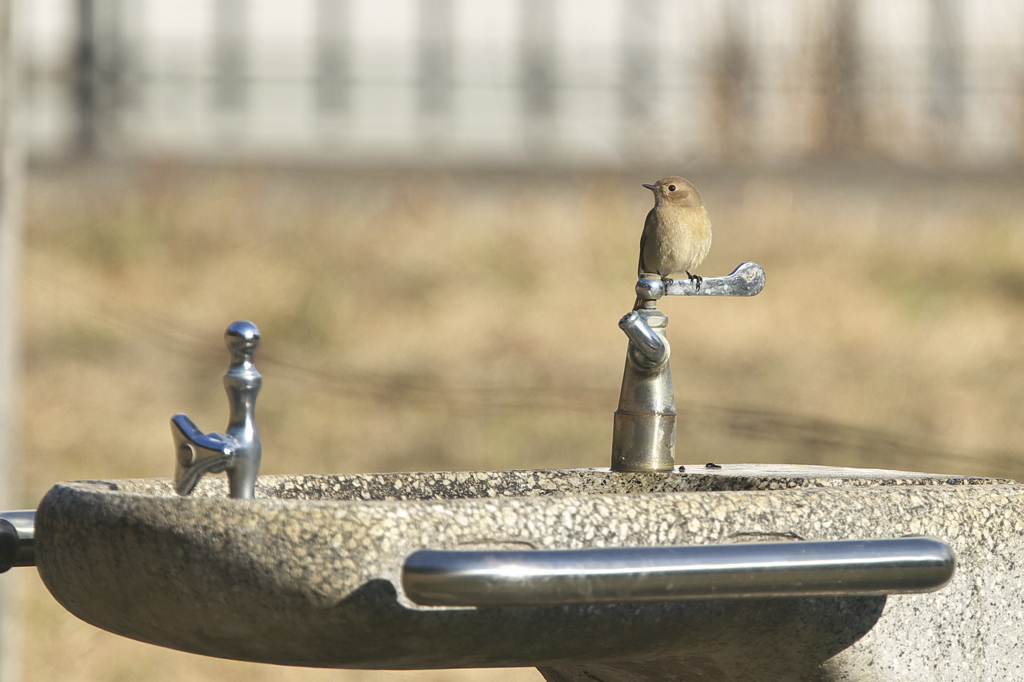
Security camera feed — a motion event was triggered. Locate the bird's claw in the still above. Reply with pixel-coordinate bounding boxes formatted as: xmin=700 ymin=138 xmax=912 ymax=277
xmin=687 ymin=272 xmax=703 ymax=291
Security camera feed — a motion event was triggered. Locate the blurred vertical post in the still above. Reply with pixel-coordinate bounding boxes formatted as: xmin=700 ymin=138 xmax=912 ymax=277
xmin=214 ymin=0 xmax=247 ymax=111
xmin=73 ymin=0 xmax=97 ymax=156
xmin=97 ymin=1 xmax=129 ymax=155
xmin=928 ymin=0 xmax=962 ymax=161
xmin=0 ymin=0 xmax=22 ymax=680
xmin=74 ymin=0 xmax=128 ymax=158
xmin=620 ymin=0 xmax=658 ymax=162
xmin=818 ymin=0 xmax=862 ymax=157
xmin=520 ymin=0 xmax=557 ymax=158
xmin=712 ymin=0 xmax=753 ymax=160
xmin=316 ymin=0 xmax=352 ymax=114
xmin=418 ymin=0 xmax=453 ymax=147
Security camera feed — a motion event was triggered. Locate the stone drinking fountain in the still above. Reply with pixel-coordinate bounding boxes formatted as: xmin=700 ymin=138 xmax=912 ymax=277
xmin=3 ymin=262 xmax=1024 ymax=681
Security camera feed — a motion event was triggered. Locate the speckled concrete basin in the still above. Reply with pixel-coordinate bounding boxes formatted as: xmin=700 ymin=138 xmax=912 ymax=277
xmin=33 ymin=464 xmax=1024 ymax=680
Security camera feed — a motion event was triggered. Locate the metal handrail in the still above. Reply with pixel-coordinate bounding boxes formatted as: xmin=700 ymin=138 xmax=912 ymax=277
xmin=0 ymin=510 xmax=35 ymax=572
xmin=402 ymin=537 xmax=955 ymax=607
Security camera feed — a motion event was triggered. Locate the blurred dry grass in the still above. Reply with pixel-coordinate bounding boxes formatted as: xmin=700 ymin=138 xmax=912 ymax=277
xmin=11 ymin=163 xmax=1024 ymax=680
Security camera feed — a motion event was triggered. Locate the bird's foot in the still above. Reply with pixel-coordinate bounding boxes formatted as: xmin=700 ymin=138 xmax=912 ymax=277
xmin=687 ymin=272 xmax=703 ymax=291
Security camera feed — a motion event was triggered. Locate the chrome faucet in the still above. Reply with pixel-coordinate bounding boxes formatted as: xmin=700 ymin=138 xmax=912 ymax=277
xmin=171 ymin=321 xmax=263 ymax=499
xmin=612 ymin=263 xmax=765 ymax=472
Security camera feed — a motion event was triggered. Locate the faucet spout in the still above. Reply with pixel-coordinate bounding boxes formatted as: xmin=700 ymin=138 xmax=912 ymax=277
xmin=172 ymin=321 xmax=262 ymax=499
xmin=619 ymin=311 xmax=668 ymax=369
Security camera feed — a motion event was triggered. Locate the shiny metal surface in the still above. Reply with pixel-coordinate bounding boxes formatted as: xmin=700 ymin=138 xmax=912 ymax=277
xmin=402 ymin=537 xmax=955 ymax=607
xmin=172 ymin=321 xmax=262 ymax=499
xmin=634 ymin=261 xmax=766 ymax=305
xmin=613 ymin=262 xmax=765 ymax=471
xmin=0 ymin=510 xmax=35 ymax=571
xmin=612 ymin=308 xmax=675 ymax=472
xmin=619 ymin=310 xmax=669 ymax=369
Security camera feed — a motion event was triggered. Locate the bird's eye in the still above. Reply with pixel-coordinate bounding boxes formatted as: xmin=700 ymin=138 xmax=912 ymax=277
xmin=668 ymin=185 xmax=676 ymax=192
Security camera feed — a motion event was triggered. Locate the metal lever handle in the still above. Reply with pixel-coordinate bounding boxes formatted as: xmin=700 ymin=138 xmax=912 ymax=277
xmin=171 ymin=415 xmax=235 ymax=493
xmin=635 ymin=261 xmax=766 ymax=304
xmin=402 ymin=537 xmax=955 ymax=607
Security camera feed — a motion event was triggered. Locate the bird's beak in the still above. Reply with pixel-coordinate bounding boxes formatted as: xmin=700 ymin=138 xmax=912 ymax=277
xmin=642 ymin=184 xmax=655 ymax=191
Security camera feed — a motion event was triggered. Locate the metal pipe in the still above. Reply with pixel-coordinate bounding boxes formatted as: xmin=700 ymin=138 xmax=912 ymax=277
xmin=402 ymin=537 xmax=955 ymax=607
xmin=612 ymin=306 xmax=675 ymax=472
xmin=0 ymin=510 xmax=34 ymax=571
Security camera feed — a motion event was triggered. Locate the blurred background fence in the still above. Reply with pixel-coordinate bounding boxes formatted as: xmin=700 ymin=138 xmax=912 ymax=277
xmin=18 ymin=0 xmax=1024 ymax=169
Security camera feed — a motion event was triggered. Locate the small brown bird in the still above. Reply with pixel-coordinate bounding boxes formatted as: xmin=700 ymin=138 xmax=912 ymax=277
xmin=634 ymin=177 xmax=712 ymax=309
